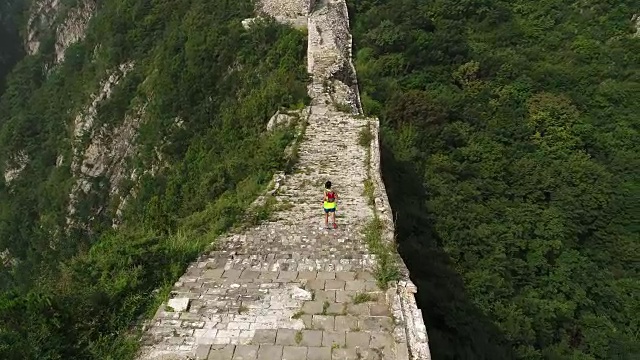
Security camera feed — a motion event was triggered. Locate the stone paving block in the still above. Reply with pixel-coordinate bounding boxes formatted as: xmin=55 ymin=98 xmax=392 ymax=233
xmin=240 ymin=270 xmax=260 ymax=280
xmin=275 ymin=329 xmax=298 ymax=346
xmin=257 ymin=345 xmax=283 ymax=359
xmin=370 ymin=332 xmax=394 ymax=350
xmin=359 ymin=317 xmax=393 ymax=332
xmin=300 ymin=314 xmax=313 ymax=329
xmin=369 ymin=304 xmax=391 ymax=317
xmin=207 ymin=344 xmax=235 ymax=360
xmin=298 ymin=271 xmax=318 ymax=280
xmin=300 ymin=330 xmax=323 ymax=346
xmin=325 ymin=280 xmax=346 ymax=290
xmin=331 ymin=348 xmax=358 ymax=360
xmin=335 ymin=272 xmax=356 ymax=281
xmin=334 ymin=315 xmax=358 ymax=331
xmin=307 ymin=346 xmax=332 ymax=360
xmin=228 ymin=322 xmax=251 ymax=330
xmin=326 ymin=303 xmax=344 ymax=315
xmin=395 ymin=342 xmax=410 ymax=360
xmin=314 ymin=290 xmax=336 ymax=302
xmin=312 ymin=315 xmax=335 ymax=330
xmin=322 ymin=331 xmax=346 ymax=347
xmin=203 ymin=269 xmax=225 ymax=279
xmin=302 ymin=301 xmax=325 ymax=314
xmin=307 ymin=279 xmax=326 ymax=290
xmin=195 ymin=344 xmax=211 ymax=359
xmin=259 ymin=271 xmax=278 ymax=280
xmin=344 ymin=280 xmax=366 ymax=292
xmin=283 ymin=346 xmax=308 ymax=360
xmin=278 ymin=271 xmax=298 ymax=280
xmin=251 ymin=329 xmax=277 ymax=344
xmin=232 ymin=345 xmax=258 ymax=360
xmin=355 ymin=272 xmax=374 ymax=281
xmin=346 ymin=303 xmax=369 ymax=316
xmin=222 ymin=270 xmax=242 ymax=279
xmin=346 ymin=332 xmax=370 ymax=348
xmin=316 ymin=271 xmax=336 ymax=280
xmin=335 ymin=291 xmax=356 ymax=303
xmin=181 ymin=312 xmax=203 ymax=321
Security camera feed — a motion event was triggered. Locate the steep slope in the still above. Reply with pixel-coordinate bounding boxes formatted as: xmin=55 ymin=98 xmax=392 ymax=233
xmin=137 ymin=0 xmax=430 ymax=359
xmin=0 ymin=0 xmax=311 ymax=358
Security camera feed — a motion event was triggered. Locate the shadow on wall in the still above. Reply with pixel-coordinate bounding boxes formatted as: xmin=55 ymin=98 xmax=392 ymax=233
xmin=380 ymin=142 xmax=516 ymax=360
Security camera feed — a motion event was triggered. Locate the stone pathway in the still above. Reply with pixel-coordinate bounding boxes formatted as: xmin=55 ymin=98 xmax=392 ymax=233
xmin=136 ymin=0 xmax=430 ymax=359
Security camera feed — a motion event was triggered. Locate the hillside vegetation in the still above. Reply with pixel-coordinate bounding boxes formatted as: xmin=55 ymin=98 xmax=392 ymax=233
xmin=0 ymin=0 xmax=308 ymax=358
xmin=0 ymin=0 xmax=26 ymax=95
xmin=348 ymin=0 xmax=639 ymax=359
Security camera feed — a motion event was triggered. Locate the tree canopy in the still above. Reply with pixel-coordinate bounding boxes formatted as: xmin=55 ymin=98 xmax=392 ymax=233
xmin=348 ymin=0 xmax=639 ymax=358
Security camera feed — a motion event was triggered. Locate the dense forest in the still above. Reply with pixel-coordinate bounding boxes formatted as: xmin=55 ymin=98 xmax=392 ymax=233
xmin=0 ymin=0 xmax=308 ymax=358
xmin=348 ymin=0 xmax=639 ymax=359
xmin=0 ymin=0 xmax=25 ymax=95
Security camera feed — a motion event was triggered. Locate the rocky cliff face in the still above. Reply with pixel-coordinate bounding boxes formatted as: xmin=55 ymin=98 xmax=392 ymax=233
xmin=66 ymin=62 xmax=142 ymax=229
xmin=16 ymin=1 xmax=151 ymax=231
xmin=5 ymin=0 xmax=96 ymax=186
xmin=26 ymin=0 xmax=95 ymax=63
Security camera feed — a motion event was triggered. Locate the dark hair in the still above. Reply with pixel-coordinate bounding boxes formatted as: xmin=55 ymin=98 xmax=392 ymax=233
xmin=325 ymin=181 xmax=332 ymax=189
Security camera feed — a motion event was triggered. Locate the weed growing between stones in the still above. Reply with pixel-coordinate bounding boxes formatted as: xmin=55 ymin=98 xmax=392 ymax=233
xmin=361 ymin=120 xmax=401 ymax=289
xmin=363 ymin=218 xmax=400 ymax=289
xmin=291 ymin=310 xmax=305 ymax=319
xmin=363 ymin=179 xmax=374 ymax=206
xmin=334 ymin=101 xmax=352 ymax=113
xmin=358 ymin=123 xmax=373 ymax=147
xmin=322 ymin=300 xmax=330 ymax=315
xmin=352 ymin=292 xmax=376 ymax=304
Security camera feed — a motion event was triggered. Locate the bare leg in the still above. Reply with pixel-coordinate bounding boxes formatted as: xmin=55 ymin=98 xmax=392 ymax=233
xmin=332 ymin=211 xmax=336 ymax=227
xmin=325 ymin=211 xmax=329 ymax=227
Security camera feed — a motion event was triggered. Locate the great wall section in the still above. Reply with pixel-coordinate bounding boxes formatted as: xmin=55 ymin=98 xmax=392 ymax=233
xmin=137 ymin=0 xmax=431 ymax=359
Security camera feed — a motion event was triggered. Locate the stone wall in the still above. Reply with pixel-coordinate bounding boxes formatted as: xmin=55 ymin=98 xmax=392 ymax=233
xmin=258 ymin=0 xmax=315 ymax=18
xmin=369 ymin=119 xmax=432 ymax=359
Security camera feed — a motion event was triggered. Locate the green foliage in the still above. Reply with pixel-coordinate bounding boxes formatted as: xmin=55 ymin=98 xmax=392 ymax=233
xmin=358 ymin=125 xmax=373 ymax=147
xmin=352 ymin=292 xmax=376 ymax=304
xmin=362 ymin=217 xmax=400 ymax=289
xmin=349 ymin=0 xmax=640 ymax=358
xmin=0 ymin=0 xmax=25 ymax=95
xmin=334 ymin=101 xmax=353 ymax=113
xmin=362 ymin=179 xmax=374 ymax=206
xmin=0 ymin=0 xmax=309 ymax=358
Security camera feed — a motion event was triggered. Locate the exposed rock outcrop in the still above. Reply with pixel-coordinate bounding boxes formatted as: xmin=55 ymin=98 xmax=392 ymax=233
xmin=67 ymin=62 xmax=142 ymax=228
xmin=54 ymin=0 xmax=96 ymax=63
xmin=26 ymin=0 xmax=96 ymax=64
xmin=3 ymin=151 xmax=28 ymax=185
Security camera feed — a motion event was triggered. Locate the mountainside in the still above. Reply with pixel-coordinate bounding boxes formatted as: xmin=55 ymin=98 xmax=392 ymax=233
xmin=0 ymin=0 xmax=309 ymax=358
xmin=348 ymin=0 xmax=639 ymax=359
xmin=1 ymin=0 xmax=639 ymax=359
